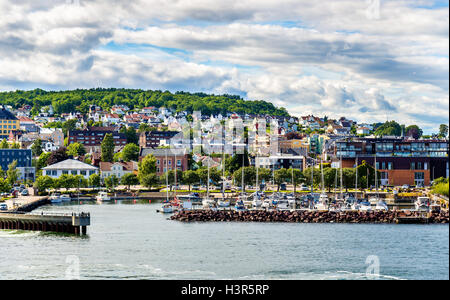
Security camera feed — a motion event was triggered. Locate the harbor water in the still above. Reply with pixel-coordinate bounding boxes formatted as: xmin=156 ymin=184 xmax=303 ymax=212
xmin=0 ymin=200 xmax=448 ymax=280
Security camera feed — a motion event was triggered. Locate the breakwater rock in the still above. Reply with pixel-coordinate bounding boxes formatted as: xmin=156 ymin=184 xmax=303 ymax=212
xmin=170 ymin=209 xmax=449 ymax=224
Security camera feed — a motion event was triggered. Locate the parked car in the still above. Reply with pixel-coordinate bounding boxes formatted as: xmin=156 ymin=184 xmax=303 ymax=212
xmin=0 ymin=203 xmax=8 ymax=211
xmin=299 ymin=185 xmax=310 ymax=191
xmin=192 ymin=186 xmax=200 ymax=190
xmin=21 ymin=189 xmax=29 ymax=196
xmin=401 ymin=184 xmax=409 ymax=189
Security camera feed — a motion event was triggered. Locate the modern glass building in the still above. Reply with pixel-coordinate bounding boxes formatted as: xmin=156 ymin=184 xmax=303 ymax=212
xmin=0 ymin=149 xmax=35 ymax=181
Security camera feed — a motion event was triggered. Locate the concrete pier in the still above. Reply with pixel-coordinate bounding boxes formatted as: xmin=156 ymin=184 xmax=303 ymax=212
xmin=0 ymin=212 xmax=90 ymax=235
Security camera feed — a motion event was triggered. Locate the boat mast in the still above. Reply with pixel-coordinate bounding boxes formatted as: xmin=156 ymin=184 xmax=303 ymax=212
xmin=340 ymin=154 xmax=343 ymax=200
xmin=241 ymin=151 xmax=245 ymax=195
xmin=222 ymin=145 xmax=225 ymax=199
xmin=374 ymin=154 xmax=378 ymax=198
xmin=321 ymin=158 xmax=324 ymax=194
xmin=311 ymin=158 xmax=314 ymax=194
xmin=174 ymin=152 xmax=177 ymax=199
xmin=165 ymin=149 xmax=169 ymax=202
xmin=355 ymin=156 xmax=358 ymax=202
xmin=256 ymin=153 xmax=259 ymax=192
xmin=207 ymin=154 xmax=210 ymax=199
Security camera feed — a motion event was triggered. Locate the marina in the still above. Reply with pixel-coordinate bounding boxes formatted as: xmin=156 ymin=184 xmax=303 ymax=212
xmin=0 ymin=200 xmax=448 ymax=280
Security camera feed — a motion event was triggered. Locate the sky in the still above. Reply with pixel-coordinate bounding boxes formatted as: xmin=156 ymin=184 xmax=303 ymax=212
xmin=0 ymin=0 xmax=448 ymax=134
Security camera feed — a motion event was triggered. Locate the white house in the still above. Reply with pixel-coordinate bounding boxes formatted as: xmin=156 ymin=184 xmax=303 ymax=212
xmin=42 ymin=159 xmax=99 ymax=179
xmin=99 ymin=161 xmax=137 ymax=179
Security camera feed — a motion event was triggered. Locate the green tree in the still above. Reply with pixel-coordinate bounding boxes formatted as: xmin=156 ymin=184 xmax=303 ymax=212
xmin=6 ymin=160 xmax=20 ymax=186
xmin=62 ymin=119 xmax=78 ymax=137
xmin=104 ymin=175 xmax=119 ymax=191
xmin=0 ymin=139 xmax=9 ymax=149
xmin=31 ymin=139 xmax=43 ymax=156
xmin=374 ymin=121 xmax=402 ymax=136
xmin=138 ymin=154 xmax=157 ymax=188
xmin=10 ymin=142 xmax=20 ymax=149
xmin=101 ymin=133 xmax=115 ymax=162
xmin=34 ymin=175 xmax=54 ymax=192
xmin=140 ymin=173 xmax=159 ymax=188
xmin=232 ymin=166 xmax=256 ymax=189
xmin=182 ymin=170 xmax=200 ymax=191
xmin=323 ymin=167 xmax=336 ymax=192
xmin=302 ymin=167 xmax=320 ymax=189
xmin=405 ymin=125 xmax=423 ymax=139
xmin=120 ymin=126 xmax=139 ymax=144
xmin=121 ymin=143 xmax=140 ymax=162
xmin=121 ymin=173 xmax=139 ymax=190
xmin=66 ymin=142 xmax=86 ymax=157
xmin=274 ymin=168 xmax=290 ymax=191
xmin=290 ymin=168 xmax=304 ymax=193
xmin=89 ymin=173 xmax=101 ymax=188
xmin=439 ymin=124 xmax=448 ymax=138
xmin=47 ymin=147 xmax=69 ymax=165
xmin=0 ymin=178 xmax=11 ymax=193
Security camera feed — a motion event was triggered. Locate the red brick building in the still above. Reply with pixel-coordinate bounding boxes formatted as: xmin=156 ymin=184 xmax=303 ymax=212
xmin=139 ymin=148 xmax=189 ymax=176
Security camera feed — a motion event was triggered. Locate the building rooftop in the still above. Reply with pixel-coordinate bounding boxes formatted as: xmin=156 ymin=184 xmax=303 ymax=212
xmin=140 ymin=148 xmax=187 ymax=157
xmin=42 ymin=159 xmax=98 ymax=170
xmin=0 ymin=108 xmax=18 ymax=120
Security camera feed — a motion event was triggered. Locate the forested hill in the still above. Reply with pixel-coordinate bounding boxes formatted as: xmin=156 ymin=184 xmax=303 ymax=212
xmin=0 ymin=88 xmax=290 ymax=117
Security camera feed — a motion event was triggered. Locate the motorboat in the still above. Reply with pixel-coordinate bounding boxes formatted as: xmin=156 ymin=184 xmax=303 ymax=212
xmin=235 ymin=199 xmax=246 ymax=211
xmin=96 ymin=191 xmax=111 ymax=202
xmin=359 ymin=201 xmax=372 ymax=211
xmin=251 ymin=194 xmax=263 ymax=208
xmin=202 ymin=197 xmax=216 ymax=209
xmin=49 ymin=193 xmax=62 ymax=203
xmin=415 ymin=196 xmax=430 ymax=211
xmin=59 ymin=194 xmax=71 ymax=202
xmin=314 ymin=193 xmax=329 ymax=210
xmin=375 ymin=200 xmax=389 ymax=211
xmin=217 ymin=198 xmax=230 ymax=208
xmin=276 ymin=199 xmax=290 ymax=210
xmin=261 ymin=199 xmax=271 ymax=209
xmin=160 ymin=203 xmax=175 ymax=213
xmin=178 ymin=193 xmax=201 ymax=204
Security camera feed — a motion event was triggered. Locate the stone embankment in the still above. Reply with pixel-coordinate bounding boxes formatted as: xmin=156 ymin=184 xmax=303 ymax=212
xmin=170 ymin=209 xmax=449 ymax=224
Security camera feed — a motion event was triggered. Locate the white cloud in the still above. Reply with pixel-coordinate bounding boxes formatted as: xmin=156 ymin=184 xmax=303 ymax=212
xmin=0 ymin=0 xmax=448 ymax=133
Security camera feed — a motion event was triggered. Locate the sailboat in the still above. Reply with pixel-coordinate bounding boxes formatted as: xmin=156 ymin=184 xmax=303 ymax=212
xmin=217 ymin=149 xmax=230 ymax=208
xmin=235 ymin=152 xmax=247 ymax=211
xmin=315 ymin=157 xmax=329 ymax=210
xmin=202 ymin=154 xmax=216 ymax=209
xmin=160 ymin=149 xmax=178 ymax=213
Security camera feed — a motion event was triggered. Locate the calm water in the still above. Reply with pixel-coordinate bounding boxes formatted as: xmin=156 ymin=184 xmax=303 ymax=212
xmin=0 ymin=201 xmax=448 ymax=280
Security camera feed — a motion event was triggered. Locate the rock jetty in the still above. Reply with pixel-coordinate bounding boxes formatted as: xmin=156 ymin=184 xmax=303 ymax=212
xmin=170 ymin=209 xmax=449 ymax=224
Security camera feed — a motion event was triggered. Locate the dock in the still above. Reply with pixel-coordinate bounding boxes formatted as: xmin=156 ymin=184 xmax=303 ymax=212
xmin=0 ymin=211 xmax=90 ymax=235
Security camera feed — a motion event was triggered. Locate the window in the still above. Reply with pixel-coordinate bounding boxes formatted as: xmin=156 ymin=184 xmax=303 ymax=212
xmin=388 ymin=162 xmax=393 ymax=170
xmin=417 ymin=162 xmax=422 ymax=170
xmin=71 ymin=170 xmax=77 ymax=175
xmin=410 ymin=162 xmax=415 ymax=170
xmin=177 ymin=160 xmax=181 ymax=166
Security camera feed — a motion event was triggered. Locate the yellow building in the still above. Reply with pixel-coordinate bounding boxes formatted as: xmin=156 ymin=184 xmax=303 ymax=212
xmin=0 ymin=107 xmax=20 ymax=138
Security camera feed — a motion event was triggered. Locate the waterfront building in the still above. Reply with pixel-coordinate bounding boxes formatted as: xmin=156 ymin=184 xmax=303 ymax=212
xmin=0 ymin=107 xmax=20 ymax=139
xmin=0 ymin=149 xmax=35 ymax=181
xmin=42 ymin=159 xmax=98 ymax=179
xmin=329 ymin=137 xmax=449 ymax=186
xmin=139 ymin=148 xmax=188 ymax=176
xmin=254 ymin=154 xmax=306 ymax=171
xmin=99 ymin=161 xmax=138 ymax=179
